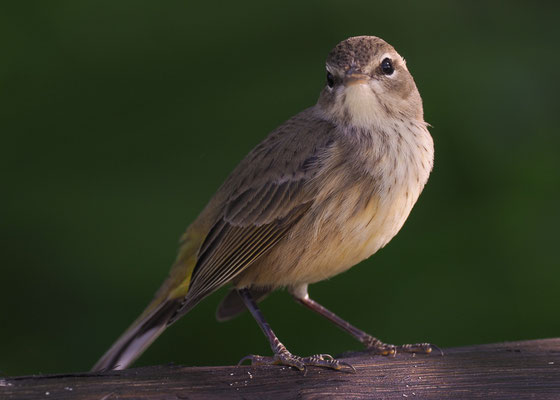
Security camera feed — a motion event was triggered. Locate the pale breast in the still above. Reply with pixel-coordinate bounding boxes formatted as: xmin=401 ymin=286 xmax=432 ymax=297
xmin=235 ymin=120 xmax=433 ymax=288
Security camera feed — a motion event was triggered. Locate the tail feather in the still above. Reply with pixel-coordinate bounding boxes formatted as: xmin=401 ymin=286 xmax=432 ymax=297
xmin=91 ymin=299 xmax=181 ymax=372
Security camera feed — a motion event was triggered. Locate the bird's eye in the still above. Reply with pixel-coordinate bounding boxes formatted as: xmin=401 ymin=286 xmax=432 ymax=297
xmin=381 ymin=58 xmax=394 ymax=75
xmin=326 ymin=72 xmax=335 ymax=88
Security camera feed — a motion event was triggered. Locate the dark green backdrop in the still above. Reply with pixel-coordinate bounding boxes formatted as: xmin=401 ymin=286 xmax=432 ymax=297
xmin=2 ymin=1 xmax=559 ymax=376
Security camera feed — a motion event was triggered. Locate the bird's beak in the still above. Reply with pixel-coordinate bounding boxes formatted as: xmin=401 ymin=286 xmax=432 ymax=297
xmin=344 ymin=69 xmax=370 ymax=87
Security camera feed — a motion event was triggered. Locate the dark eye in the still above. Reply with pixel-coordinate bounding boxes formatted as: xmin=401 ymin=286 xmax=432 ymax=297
xmin=381 ymin=58 xmax=394 ymax=75
xmin=326 ymin=72 xmax=335 ymax=88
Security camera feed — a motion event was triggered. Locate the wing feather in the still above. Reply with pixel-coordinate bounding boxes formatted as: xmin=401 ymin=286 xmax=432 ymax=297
xmin=167 ymin=109 xmax=337 ymax=320
xmin=182 ymin=204 xmax=309 ymax=312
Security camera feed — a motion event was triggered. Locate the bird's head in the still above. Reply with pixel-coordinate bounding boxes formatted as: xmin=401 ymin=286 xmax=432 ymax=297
xmin=318 ymin=36 xmax=424 ymax=129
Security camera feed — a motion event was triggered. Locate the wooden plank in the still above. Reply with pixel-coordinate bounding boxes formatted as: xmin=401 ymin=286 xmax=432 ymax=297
xmin=2 ymin=338 xmax=560 ymax=399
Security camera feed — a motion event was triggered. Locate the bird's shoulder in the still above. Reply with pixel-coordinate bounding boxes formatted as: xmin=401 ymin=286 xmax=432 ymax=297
xmin=232 ymin=107 xmax=336 ymax=186
xmin=211 ymin=106 xmax=338 ymax=226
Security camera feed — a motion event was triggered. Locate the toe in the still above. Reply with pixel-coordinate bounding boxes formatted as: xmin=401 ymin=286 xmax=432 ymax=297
xmin=274 ymin=352 xmax=306 ymax=371
xmin=367 ymin=344 xmax=396 ymax=356
xmin=396 ymin=342 xmax=442 ymax=355
xmin=238 ymin=351 xmax=354 ymax=373
xmin=300 ymin=354 xmax=355 ymax=372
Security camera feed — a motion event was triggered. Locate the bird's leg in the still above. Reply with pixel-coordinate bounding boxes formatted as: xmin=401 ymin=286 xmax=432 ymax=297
xmin=294 ymin=293 xmax=438 ymax=356
xmin=237 ymin=288 xmax=355 ymax=373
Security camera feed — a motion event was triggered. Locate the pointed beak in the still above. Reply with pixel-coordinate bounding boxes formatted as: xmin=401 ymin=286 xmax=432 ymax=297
xmin=344 ymin=68 xmax=370 ymax=87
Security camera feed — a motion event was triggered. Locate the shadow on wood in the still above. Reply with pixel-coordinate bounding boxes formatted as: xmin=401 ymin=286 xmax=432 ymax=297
xmin=2 ymin=338 xmax=560 ymax=399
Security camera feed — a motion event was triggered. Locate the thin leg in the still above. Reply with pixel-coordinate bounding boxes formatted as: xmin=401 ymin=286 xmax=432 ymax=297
xmin=237 ymin=288 xmax=355 ymax=372
xmin=295 ymin=295 xmax=439 ymax=356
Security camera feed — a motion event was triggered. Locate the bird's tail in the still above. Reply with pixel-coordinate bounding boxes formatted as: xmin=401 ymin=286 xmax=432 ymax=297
xmin=91 ymin=298 xmax=182 ymax=372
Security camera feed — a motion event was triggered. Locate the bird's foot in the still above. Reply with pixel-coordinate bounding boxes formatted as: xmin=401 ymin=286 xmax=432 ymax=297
xmin=362 ymin=336 xmax=443 ymax=356
xmin=239 ymin=349 xmax=355 ymax=374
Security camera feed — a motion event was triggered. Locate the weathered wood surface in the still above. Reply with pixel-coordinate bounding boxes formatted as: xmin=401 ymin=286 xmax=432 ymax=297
xmin=2 ymin=338 xmax=559 ymax=399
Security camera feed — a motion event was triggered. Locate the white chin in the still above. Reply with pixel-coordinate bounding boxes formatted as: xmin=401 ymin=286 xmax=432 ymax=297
xmin=343 ymin=84 xmax=381 ymax=128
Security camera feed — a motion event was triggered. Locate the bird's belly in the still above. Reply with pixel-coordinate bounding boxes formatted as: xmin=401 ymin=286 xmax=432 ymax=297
xmin=302 ymin=188 xmax=416 ymax=283
xmin=236 ymin=184 xmax=418 ymax=289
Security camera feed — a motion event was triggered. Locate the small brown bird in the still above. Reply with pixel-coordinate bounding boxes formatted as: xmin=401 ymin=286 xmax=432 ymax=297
xmin=92 ymin=35 xmax=435 ymax=372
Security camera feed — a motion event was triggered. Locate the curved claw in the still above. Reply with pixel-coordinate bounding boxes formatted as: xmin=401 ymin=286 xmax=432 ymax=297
xmin=430 ymin=343 xmax=445 ymax=356
xmin=237 ymin=354 xmax=253 ymax=366
xmin=338 ymin=360 xmax=357 ymax=374
xmin=238 ymin=354 xmax=274 ymax=367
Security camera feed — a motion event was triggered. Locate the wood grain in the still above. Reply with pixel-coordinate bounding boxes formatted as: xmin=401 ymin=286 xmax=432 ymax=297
xmin=2 ymin=338 xmax=559 ymax=399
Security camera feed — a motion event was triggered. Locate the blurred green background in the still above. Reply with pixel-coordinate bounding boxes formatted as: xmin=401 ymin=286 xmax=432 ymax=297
xmin=1 ymin=1 xmax=559 ymax=376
